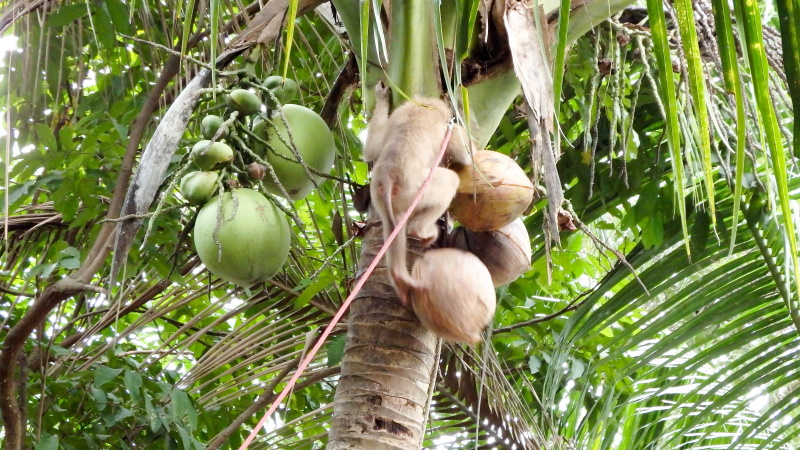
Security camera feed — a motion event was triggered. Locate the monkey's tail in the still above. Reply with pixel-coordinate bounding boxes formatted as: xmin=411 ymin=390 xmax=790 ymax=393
xmin=380 ymin=180 xmax=418 ymax=306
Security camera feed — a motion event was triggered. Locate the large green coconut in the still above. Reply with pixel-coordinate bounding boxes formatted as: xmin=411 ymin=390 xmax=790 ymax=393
xmin=193 ymin=189 xmax=291 ymax=286
xmin=250 ymin=118 xmax=269 ymax=156
xmin=261 ymin=104 xmax=336 ymax=201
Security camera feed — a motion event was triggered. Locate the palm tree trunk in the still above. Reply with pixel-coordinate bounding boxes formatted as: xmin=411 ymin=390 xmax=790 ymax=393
xmin=329 ymin=220 xmax=437 ymax=449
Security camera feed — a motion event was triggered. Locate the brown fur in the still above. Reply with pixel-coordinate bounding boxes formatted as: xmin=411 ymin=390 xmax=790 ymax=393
xmin=365 ymin=83 xmax=467 ymax=305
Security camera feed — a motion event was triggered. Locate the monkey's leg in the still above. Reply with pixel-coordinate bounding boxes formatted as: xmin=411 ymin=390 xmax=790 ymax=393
xmin=407 ymin=168 xmax=460 ymax=246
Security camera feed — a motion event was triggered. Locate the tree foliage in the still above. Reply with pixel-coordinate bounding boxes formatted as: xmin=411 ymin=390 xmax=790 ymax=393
xmin=1 ymin=0 xmax=799 ymax=448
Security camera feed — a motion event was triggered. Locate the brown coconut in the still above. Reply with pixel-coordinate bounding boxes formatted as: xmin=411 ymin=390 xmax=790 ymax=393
xmin=448 ymin=218 xmax=532 ymax=286
xmin=450 ymin=150 xmax=534 ymax=231
xmin=409 ymin=248 xmax=496 ymax=344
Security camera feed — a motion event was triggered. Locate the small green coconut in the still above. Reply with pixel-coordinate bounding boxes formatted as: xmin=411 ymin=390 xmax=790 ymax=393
xmin=193 ymin=189 xmax=291 ymax=286
xmin=226 ymin=89 xmax=263 ymax=116
xmin=191 ymin=140 xmax=234 ymax=170
xmin=263 ymin=76 xmax=299 ymax=108
xmin=201 ymin=115 xmax=226 ymax=140
xmin=179 ymin=171 xmax=219 ymax=205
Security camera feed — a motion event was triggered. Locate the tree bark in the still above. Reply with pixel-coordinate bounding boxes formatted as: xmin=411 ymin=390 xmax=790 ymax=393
xmin=329 ymin=221 xmax=437 ymax=449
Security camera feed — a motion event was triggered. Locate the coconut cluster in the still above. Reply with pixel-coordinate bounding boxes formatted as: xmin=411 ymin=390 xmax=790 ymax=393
xmin=403 ymin=149 xmax=534 ymax=344
xmin=174 ymin=76 xmax=337 ymax=287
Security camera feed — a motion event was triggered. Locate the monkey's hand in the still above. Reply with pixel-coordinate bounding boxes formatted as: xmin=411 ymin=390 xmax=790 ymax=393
xmin=375 ymin=81 xmax=390 ymax=103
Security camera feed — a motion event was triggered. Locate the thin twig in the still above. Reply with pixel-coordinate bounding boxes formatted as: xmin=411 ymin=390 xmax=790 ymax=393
xmin=119 ymin=34 xmax=214 ymax=69
xmin=565 ymin=202 xmax=650 ymax=295
xmin=494 ymin=297 xmax=588 ymax=333
xmin=0 ymin=286 xmax=33 ymax=298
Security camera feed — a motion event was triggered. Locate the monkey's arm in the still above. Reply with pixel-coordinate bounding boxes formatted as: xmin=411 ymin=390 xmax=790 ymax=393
xmin=363 ymin=82 xmax=391 ymax=163
xmin=444 ymin=124 xmax=474 ymax=169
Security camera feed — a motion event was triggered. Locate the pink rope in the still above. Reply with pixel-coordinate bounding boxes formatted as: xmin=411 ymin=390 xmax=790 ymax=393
xmin=238 ymin=125 xmax=455 ymax=449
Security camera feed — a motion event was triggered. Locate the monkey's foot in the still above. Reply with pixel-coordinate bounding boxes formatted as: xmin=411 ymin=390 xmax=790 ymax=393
xmin=375 ymin=81 xmax=390 ymax=100
xmin=409 ymin=232 xmax=437 ymax=248
xmin=390 ymin=270 xmax=415 ymax=309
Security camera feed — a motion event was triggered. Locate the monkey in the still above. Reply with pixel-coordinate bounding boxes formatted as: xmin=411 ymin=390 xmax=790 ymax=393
xmin=365 ymin=82 xmax=472 ymax=306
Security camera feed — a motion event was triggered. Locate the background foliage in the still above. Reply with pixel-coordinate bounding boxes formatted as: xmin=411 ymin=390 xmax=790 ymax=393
xmin=1 ymin=0 xmax=799 ymax=448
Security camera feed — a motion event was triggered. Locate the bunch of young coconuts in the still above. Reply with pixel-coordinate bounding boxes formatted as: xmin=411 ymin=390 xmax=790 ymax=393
xmin=179 ymin=78 xmax=533 ymax=346
xmin=178 ymin=76 xmax=337 ymax=287
xmin=364 ymin=83 xmax=533 ymax=345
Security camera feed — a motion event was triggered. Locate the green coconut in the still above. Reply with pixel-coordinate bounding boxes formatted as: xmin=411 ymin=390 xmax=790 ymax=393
xmin=179 ymin=171 xmax=219 ymax=205
xmin=261 ymin=104 xmax=336 ymax=201
xmin=250 ymin=118 xmax=269 ymax=156
xmin=263 ymin=76 xmax=299 ymax=108
xmin=191 ymin=140 xmax=234 ymax=170
xmin=226 ymin=89 xmax=263 ymax=116
xmin=201 ymin=115 xmax=226 ymax=140
xmin=193 ymin=189 xmax=291 ymax=286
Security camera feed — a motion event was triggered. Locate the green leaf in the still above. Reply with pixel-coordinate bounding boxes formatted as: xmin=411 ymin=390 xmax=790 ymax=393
xmin=59 ymin=257 xmax=81 ymax=270
xmin=736 ymin=0 xmax=800 ymax=316
xmin=170 ymin=389 xmax=197 ymax=430
xmin=46 ymin=4 xmax=89 ymax=28
xmin=144 ymin=395 xmax=162 ymax=432
xmin=58 ymin=125 xmax=75 ymax=151
xmin=124 ymin=370 xmax=143 ymax=401
xmin=35 ymin=123 xmax=57 ymax=151
xmin=90 ymin=387 xmax=108 ymax=411
xmin=93 ymin=3 xmax=116 ymax=51
xmin=674 ymin=0 xmax=715 ymax=222
xmin=94 ymin=366 xmax=124 ymax=388
xmin=113 ymin=407 xmax=135 ymax=424
xmin=28 ymin=262 xmax=58 ymax=279
xmin=282 ymin=0 xmax=300 ymax=81
xmin=34 ymin=434 xmax=59 ymax=450
xmin=176 ymin=425 xmax=192 ymax=450
xmin=646 ymin=0 xmax=690 ymax=258
xmin=552 ymin=0 xmax=571 ymax=120
xmin=3 ymin=180 xmax=37 ymax=210
xmin=528 ymin=356 xmax=541 ymax=374
xmin=710 ymin=0 xmax=748 ymax=253
xmin=179 ymin=0 xmax=197 ymax=61
xmin=327 ymin=335 xmax=347 ymax=366
xmin=106 ymin=0 xmax=131 ymax=35
xmin=293 ymin=274 xmax=335 ymax=308
xmin=60 ymin=247 xmax=81 ymax=259
xmin=774 ymin=0 xmax=800 ymax=159
xmin=359 ymin=0 xmax=370 ymax=96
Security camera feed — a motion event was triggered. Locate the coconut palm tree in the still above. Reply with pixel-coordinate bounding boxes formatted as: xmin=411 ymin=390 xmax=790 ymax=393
xmin=1 ymin=0 xmax=799 ymax=448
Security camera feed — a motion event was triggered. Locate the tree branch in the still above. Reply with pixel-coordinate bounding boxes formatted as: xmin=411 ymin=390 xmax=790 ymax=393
xmin=321 ymin=52 xmax=359 ymax=127
xmin=0 ymin=286 xmax=33 ymax=298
